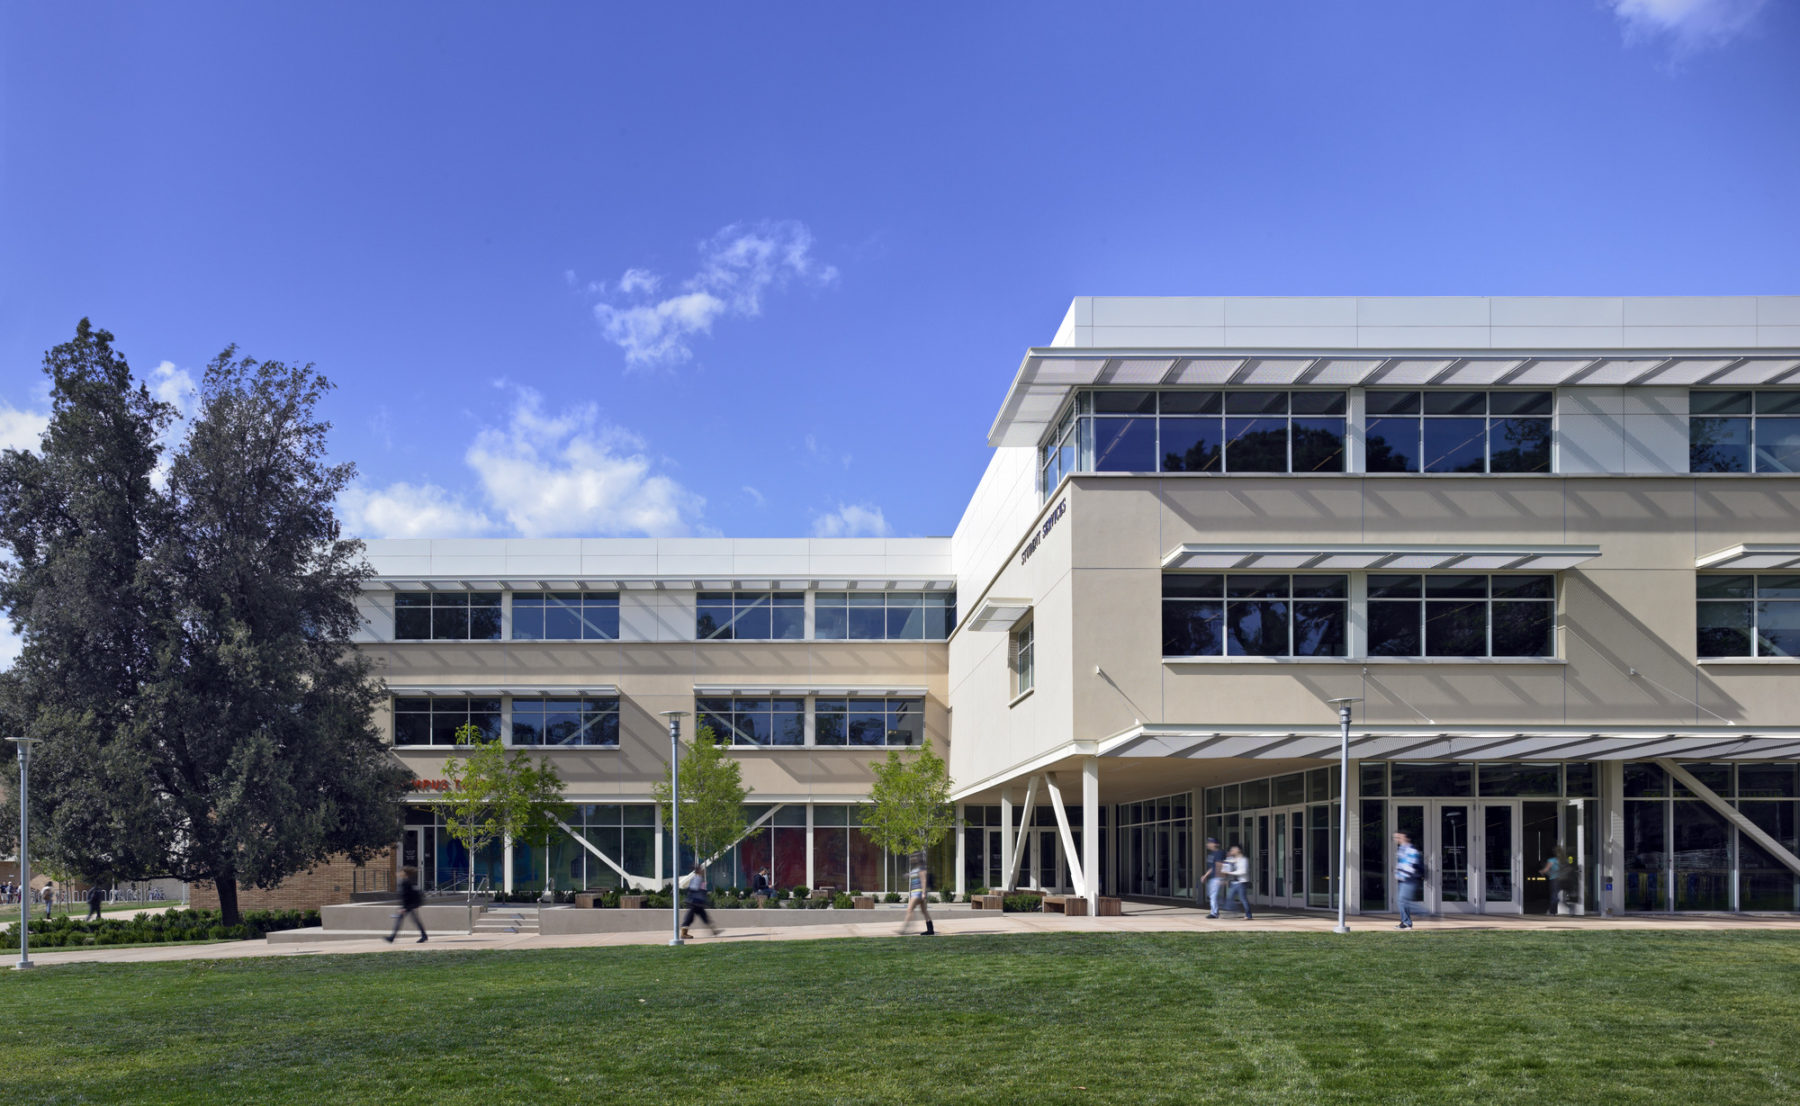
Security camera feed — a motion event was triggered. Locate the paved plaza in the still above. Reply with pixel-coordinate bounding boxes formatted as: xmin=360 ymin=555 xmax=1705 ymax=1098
xmin=14 ymin=902 xmax=1800 ymax=970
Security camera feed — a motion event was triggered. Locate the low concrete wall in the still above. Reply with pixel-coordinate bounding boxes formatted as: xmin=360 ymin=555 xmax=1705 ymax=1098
xmin=541 ymin=907 xmax=910 ymax=935
xmin=321 ymin=902 xmax=484 ymax=933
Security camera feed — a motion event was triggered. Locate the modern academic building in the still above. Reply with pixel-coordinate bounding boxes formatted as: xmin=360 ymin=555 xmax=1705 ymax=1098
xmin=357 ymin=296 xmax=1800 ymax=919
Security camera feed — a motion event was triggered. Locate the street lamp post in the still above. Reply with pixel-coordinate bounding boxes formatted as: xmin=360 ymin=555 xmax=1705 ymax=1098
xmin=659 ymin=711 xmax=688 ymax=948
xmin=1325 ymin=699 xmax=1361 ymax=936
xmin=9 ymin=736 xmax=41 ymax=971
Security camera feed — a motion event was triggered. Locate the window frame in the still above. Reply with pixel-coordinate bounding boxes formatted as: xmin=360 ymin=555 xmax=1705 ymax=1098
xmin=1161 ymin=573 xmax=1350 ymax=659
xmin=1366 ymin=573 xmax=1557 ymax=659
xmin=391 ymin=696 xmax=502 ymax=747
xmin=1689 ymin=390 xmax=1800 ymax=474
xmin=813 ymin=696 xmax=924 ymax=748
xmin=393 ymin=591 xmax=502 ymax=641
xmin=1012 ymin=619 xmax=1035 ymax=696
xmin=1697 ymin=573 xmax=1800 ymax=658
xmin=1363 ymin=390 xmax=1553 ymax=475
xmin=696 ymin=696 xmax=807 ymax=747
xmin=509 ymin=696 xmax=621 ymax=747
xmin=695 ymin=591 xmax=805 ymax=641
xmin=814 ymin=591 xmax=956 ymax=641
xmin=511 ymin=591 xmax=620 ymax=641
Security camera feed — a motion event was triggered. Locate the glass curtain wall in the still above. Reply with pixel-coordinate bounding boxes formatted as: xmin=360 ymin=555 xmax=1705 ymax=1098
xmin=1624 ymin=762 xmax=1799 ymax=912
xmin=1115 ymin=793 xmax=1191 ymax=899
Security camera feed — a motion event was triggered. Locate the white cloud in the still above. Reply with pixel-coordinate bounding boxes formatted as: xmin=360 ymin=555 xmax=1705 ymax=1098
xmin=150 ymin=360 xmax=198 ymax=418
xmin=741 ymin=485 xmax=766 ymax=508
xmin=339 ymin=388 xmax=705 ymax=539
xmin=590 ymin=220 xmax=838 ymax=367
xmin=0 ymin=403 xmax=49 ymax=453
xmin=337 ymin=482 xmax=496 ymax=539
xmin=1605 ymin=0 xmax=1768 ymax=50
xmin=811 ymin=503 xmax=891 ymax=539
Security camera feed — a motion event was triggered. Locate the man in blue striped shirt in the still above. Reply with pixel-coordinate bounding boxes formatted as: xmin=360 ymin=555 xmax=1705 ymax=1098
xmin=1394 ymin=831 xmax=1421 ymax=929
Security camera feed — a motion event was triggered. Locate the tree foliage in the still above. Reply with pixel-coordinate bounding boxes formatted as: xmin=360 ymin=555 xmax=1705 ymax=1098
xmin=860 ymin=742 xmax=955 ymax=858
xmin=442 ymin=725 xmax=568 ymax=896
xmin=0 ymin=322 xmax=411 ymax=924
xmin=653 ymin=725 xmax=756 ymax=872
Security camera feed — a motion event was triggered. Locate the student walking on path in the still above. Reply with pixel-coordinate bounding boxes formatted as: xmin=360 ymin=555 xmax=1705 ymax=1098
xmin=1394 ymin=831 xmax=1422 ymax=929
xmin=1224 ymin=845 xmax=1252 ymax=920
xmin=85 ymin=884 xmax=105 ymax=922
xmin=899 ymin=850 xmax=935 ymax=936
xmin=680 ymin=862 xmax=719 ymax=939
xmin=1202 ymin=838 xmax=1226 ymax=918
xmin=384 ymin=870 xmax=428 ymax=943
xmin=42 ymin=882 xmax=55 ymax=919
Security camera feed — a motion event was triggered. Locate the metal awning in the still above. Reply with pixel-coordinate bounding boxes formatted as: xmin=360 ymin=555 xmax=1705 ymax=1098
xmin=966 ymin=598 xmax=1033 ymax=632
xmin=370 ymin=577 xmax=956 ymax=592
xmin=1163 ymin=543 xmax=1600 ymax=573
xmin=990 ymin=349 xmax=1800 ymax=447
xmin=1102 ymin=725 xmax=1800 ymax=762
xmin=384 ymin=684 xmax=620 ymax=698
xmin=693 ymin=684 xmax=929 ymax=698
xmin=1696 ymin=544 xmax=1800 ymax=572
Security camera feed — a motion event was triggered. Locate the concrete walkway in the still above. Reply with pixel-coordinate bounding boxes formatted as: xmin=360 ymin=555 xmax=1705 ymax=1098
xmin=11 ymin=902 xmax=1800 ymax=970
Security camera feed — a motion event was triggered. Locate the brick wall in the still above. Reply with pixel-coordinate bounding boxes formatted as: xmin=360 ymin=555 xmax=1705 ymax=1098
xmin=188 ymin=848 xmax=396 ymax=913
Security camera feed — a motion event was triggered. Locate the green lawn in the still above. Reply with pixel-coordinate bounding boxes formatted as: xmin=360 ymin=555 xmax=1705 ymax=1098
xmin=2 ymin=931 xmax=1797 ymax=1104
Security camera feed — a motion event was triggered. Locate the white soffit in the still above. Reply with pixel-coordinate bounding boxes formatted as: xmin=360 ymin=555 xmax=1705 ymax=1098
xmin=1162 ymin=543 xmax=1601 ymax=573
xmin=694 ymin=684 xmax=929 ymax=698
xmin=386 ymin=684 xmax=620 ymax=697
xmin=966 ymin=598 xmax=1033 ymax=631
xmin=1105 ymin=727 xmax=1800 ymax=762
xmin=989 ymin=349 xmax=1800 ymax=447
xmin=371 ymin=576 xmax=956 ymax=592
xmin=1697 ymin=544 xmax=1800 ymax=572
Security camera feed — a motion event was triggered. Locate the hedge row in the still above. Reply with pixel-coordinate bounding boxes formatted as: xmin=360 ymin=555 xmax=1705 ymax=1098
xmin=0 ymin=908 xmax=319 ymax=949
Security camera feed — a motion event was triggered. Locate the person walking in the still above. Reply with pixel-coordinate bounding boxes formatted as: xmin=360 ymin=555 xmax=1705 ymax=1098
xmin=899 ymin=850 xmax=935 ymax=936
xmin=1224 ymin=845 xmax=1253 ymax=920
xmin=752 ymin=866 xmax=772 ymax=907
xmin=384 ymin=869 xmax=428 ymax=943
xmin=680 ymin=861 xmax=719 ymax=939
xmin=85 ymin=883 xmax=105 ymax=922
xmin=1394 ymin=831 xmax=1422 ymax=929
xmin=1202 ymin=837 xmax=1226 ymax=918
xmin=1539 ymin=850 xmax=1563 ymax=915
xmin=42 ymin=881 xmax=55 ymax=920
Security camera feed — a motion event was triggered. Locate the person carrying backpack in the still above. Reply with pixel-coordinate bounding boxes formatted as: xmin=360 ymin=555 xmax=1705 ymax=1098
xmin=1394 ymin=831 xmax=1421 ymax=929
xmin=385 ymin=869 xmax=428 ymax=943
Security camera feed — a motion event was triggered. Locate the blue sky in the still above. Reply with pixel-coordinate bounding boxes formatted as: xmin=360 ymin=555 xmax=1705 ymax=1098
xmin=2 ymin=1 xmax=1798 ymax=563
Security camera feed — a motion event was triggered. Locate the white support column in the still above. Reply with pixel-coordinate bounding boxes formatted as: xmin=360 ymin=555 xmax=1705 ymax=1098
xmin=954 ymin=803 xmax=967 ymax=899
xmin=805 ymin=803 xmax=816 ymax=890
xmin=999 ymin=787 xmax=1015 ymax=893
xmin=1344 ymin=764 xmax=1360 ymax=915
xmin=1601 ymin=760 xmax=1625 ymax=916
xmin=1044 ymin=774 xmax=1086 ymax=898
xmin=1082 ymin=756 xmax=1100 ymax=914
xmin=1004 ymin=775 xmax=1041 ymax=892
xmin=503 ymin=831 xmax=514 ymax=894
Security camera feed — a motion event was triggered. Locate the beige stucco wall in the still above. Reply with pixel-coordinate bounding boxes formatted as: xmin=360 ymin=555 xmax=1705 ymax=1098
xmin=945 ymin=472 xmax=1800 ymax=796
xmin=366 ymin=638 xmax=948 ymax=805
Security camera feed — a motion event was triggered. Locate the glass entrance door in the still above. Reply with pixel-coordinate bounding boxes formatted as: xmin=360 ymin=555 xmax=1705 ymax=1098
xmin=403 ymin=827 xmax=426 ymax=887
xmin=1481 ymin=802 xmax=1521 ymax=915
xmin=1264 ymin=807 xmax=1306 ymax=909
xmin=1436 ymin=803 xmax=1478 ymax=913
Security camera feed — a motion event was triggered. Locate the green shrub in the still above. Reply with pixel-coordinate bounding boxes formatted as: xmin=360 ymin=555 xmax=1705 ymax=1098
xmin=830 ymin=892 xmax=855 ymax=910
xmin=884 ymin=891 xmax=901 ymax=903
xmin=1002 ymin=894 xmax=1043 ymax=913
xmin=790 ymin=886 xmax=809 ymax=899
xmin=971 ymin=886 xmax=990 ymax=896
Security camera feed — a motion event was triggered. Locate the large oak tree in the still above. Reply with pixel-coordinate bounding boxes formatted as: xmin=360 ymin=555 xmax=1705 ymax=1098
xmin=0 ymin=321 xmax=409 ymax=924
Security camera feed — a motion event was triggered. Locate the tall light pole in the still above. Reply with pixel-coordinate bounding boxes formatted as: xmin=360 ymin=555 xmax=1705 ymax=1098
xmin=1325 ymin=699 xmax=1361 ymax=936
xmin=659 ymin=711 xmax=687 ymax=948
xmin=9 ymin=736 xmax=41 ymax=971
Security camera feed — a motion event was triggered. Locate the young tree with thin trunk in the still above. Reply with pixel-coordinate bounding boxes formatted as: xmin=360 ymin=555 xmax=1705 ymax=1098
xmin=442 ymin=724 xmax=567 ymax=910
xmin=653 ymin=726 xmax=756 ymax=883
xmin=860 ymin=742 xmax=955 ymax=867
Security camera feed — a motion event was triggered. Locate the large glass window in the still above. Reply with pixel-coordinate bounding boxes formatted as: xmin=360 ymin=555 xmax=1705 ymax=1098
xmin=697 ymin=697 xmax=806 ymax=747
xmin=511 ymin=697 xmax=620 ymax=747
xmin=512 ymin=592 xmax=619 ymax=640
xmin=1365 ymin=391 xmax=1552 ymax=474
xmin=814 ymin=698 xmax=922 ymax=747
xmin=1697 ymin=574 xmax=1800 ymax=658
xmin=392 ymin=696 xmax=501 ymax=746
xmin=1040 ymin=403 xmax=1080 ymax=495
xmin=1013 ymin=620 xmax=1035 ymax=695
xmin=1367 ymin=574 xmax=1554 ymax=658
xmin=1162 ymin=574 xmax=1348 ymax=658
xmin=815 ymin=591 xmax=955 ymax=640
xmin=1690 ymin=391 xmax=1800 ymax=473
xmin=1062 ymin=389 xmax=1347 ymax=478
xmin=394 ymin=592 xmax=502 ymax=641
xmin=696 ymin=592 xmax=803 ymax=640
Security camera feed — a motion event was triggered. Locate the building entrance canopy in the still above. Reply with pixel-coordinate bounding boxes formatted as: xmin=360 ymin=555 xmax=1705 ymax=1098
xmin=1104 ymin=725 xmax=1800 ymax=763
